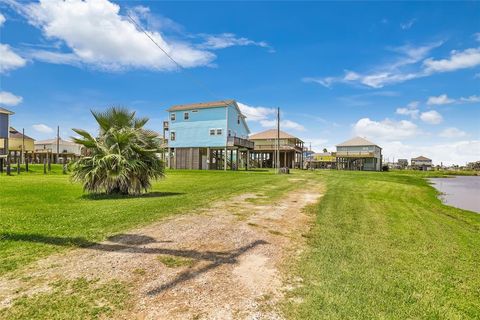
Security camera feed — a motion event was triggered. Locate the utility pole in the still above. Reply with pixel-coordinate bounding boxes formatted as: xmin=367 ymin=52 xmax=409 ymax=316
xmin=56 ymin=126 xmax=60 ymax=164
xmin=22 ymin=128 xmax=25 ymax=164
xmin=276 ymin=107 xmax=280 ymax=173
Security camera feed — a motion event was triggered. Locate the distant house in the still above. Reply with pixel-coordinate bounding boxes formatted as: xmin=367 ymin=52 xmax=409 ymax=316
xmin=336 ymin=137 xmax=382 ymax=171
xmin=411 ymin=156 xmax=432 ymax=171
xmin=34 ymin=137 xmax=83 ymax=163
xmin=167 ymin=100 xmax=254 ymax=170
xmin=8 ymin=127 xmax=35 ymax=163
xmin=307 ymin=152 xmax=336 ymax=169
xmin=398 ymin=159 xmax=408 ymax=169
xmin=249 ymin=129 xmax=304 ymax=169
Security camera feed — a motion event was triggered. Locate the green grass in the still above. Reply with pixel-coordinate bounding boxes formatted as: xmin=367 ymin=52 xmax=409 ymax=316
xmin=286 ymin=170 xmax=480 ymax=319
xmin=157 ymin=255 xmax=195 ymax=268
xmin=0 ymin=165 xmax=297 ymax=275
xmin=0 ymin=278 xmax=130 ymax=320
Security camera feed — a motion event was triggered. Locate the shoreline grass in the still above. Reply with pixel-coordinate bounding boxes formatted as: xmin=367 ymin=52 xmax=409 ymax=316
xmin=285 ymin=170 xmax=480 ymax=319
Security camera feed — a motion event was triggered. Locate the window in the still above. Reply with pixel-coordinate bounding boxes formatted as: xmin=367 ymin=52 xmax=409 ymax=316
xmin=209 ymin=129 xmax=215 ymax=136
xmin=192 ymin=109 xmax=198 ymax=113
xmin=237 ymin=115 xmax=240 ymax=124
xmin=170 ymin=131 xmax=176 ymax=141
xmin=184 ymin=112 xmax=189 ymax=120
xmin=216 ymin=128 xmax=223 ymax=135
xmin=228 ymin=130 xmax=231 ymax=137
xmin=170 ymin=113 xmax=176 ymax=121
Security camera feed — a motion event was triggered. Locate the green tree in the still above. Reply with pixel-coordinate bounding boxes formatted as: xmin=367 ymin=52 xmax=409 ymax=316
xmin=70 ymin=107 xmax=164 ymax=195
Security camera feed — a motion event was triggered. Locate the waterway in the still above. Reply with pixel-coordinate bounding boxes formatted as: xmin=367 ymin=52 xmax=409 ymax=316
xmin=429 ymin=176 xmax=480 ymax=213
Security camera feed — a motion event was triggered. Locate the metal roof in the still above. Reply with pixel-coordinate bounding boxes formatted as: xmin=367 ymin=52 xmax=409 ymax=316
xmin=0 ymin=107 xmax=14 ymax=115
xmin=336 ymin=136 xmax=380 ymax=148
xmin=167 ymin=100 xmax=235 ymax=112
xmin=249 ymin=129 xmax=301 ymax=140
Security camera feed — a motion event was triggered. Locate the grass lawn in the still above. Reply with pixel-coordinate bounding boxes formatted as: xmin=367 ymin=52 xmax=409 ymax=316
xmin=286 ymin=170 xmax=480 ymax=319
xmin=0 ymin=165 xmax=297 ymax=276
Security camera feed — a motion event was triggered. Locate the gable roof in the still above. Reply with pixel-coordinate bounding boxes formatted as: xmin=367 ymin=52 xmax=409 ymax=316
xmin=249 ymin=129 xmax=301 ymax=141
xmin=167 ymin=100 xmax=235 ymax=112
xmin=9 ymin=127 xmax=34 ymax=140
xmin=336 ymin=136 xmax=380 ymax=148
xmin=411 ymin=156 xmax=431 ymax=161
xmin=34 ymin=137 xmax=79 ymax=146
xmin=0 ymin=107 xmax=14 ymax=115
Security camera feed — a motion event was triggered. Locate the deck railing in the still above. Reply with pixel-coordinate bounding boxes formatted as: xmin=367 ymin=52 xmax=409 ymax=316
xmin=335 ymin=151 xmax=375 ymax=158
xmin=253 ymin=144 xmax=303 ymax=151
xmin=227 ymin=136 xmax=254 ymax=149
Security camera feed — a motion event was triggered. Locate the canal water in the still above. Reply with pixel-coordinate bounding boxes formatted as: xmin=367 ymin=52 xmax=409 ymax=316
xmin=429 ymin=176 xmax=480 ymax=213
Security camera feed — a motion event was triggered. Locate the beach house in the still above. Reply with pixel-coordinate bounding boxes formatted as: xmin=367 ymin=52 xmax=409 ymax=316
xmin=411 ymin=156 xmax=433 ymax=171
xmin=335 ymin=137 xmax=382 ymax=171
xmin=8 ymin=127 xmax=35 ymax=164
xmin=34 ymin=137 xmax=83 ymax=163
xmin=249 ymin=129 xmax=304 ymax=169
xmin=166 ymin=100 xmax=254 ymax=170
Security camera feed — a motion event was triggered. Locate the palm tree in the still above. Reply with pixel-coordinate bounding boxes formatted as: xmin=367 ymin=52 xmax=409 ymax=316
xmin=70 ymin=107 xmax=164 ymax=195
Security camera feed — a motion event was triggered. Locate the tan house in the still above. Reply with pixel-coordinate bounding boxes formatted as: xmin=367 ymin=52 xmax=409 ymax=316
xmin=411 ymin=156 xmax=432 ymax=170
xmin=249 ymin=129 xmax=304 ymax=168
xmin=8 ymin=127 xmax=35 ymax=163
xmin=336 ymin=136 xmax=382 ymax=171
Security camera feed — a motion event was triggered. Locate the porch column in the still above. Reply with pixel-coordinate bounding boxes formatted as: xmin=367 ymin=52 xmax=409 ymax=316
xmin=224 ymin=147 xmax=227 ymax=171
xmin=246 ymin=150 xmax=250 ymax=170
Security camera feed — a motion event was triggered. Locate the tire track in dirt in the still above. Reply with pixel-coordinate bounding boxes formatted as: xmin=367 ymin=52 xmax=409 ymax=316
xmin=0 ymin=178 xmax=324 ymax=319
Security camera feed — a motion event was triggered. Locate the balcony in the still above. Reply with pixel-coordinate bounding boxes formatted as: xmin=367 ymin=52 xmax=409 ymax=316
xmin=227 ymin=136 xmax=254 ymax=149
xmin=335 ymin=151 xmax=375 ymax=158
xmin=253 ymin=144 xmax=303 ymax=152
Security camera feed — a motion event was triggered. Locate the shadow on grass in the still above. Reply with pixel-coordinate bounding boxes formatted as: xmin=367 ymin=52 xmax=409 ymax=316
xmin=1 ymin=232 xmax=267 ymax=295
xmin=80 ymin=191 xmax=184 ymax=200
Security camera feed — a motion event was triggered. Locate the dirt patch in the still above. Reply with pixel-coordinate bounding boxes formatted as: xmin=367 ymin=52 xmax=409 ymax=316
xmin=0 ymin=180 xmax=323 ymax=319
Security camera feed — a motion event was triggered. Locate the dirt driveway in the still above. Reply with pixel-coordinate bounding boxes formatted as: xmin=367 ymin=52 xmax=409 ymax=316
xmin=0 ymin=179 xmax=323 ymax=319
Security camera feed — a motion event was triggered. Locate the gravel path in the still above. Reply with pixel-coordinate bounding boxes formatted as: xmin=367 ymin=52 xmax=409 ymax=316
xmin=0 ymin=179 xmax=323 ymax=319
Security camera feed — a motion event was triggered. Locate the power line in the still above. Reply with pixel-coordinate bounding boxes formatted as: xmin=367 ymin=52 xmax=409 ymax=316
xmin=125 ymin=13 xmax=224 ymax=102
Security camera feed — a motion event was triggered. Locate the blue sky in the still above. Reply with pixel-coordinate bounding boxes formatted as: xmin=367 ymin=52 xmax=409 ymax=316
xmin=0 ymin=0 xmax=479 ymax=165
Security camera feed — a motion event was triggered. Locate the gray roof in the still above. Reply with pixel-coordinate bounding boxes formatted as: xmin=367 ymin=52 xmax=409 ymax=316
xmin=167 ymin=100 xmax=235 ymax=112
xmin=336 ymin=136 xmax=380 ymax=148
xmin=249 ymin=129 xmax=301 ymax=140
xmin=411 ymin=156 xmax=431 ymax=161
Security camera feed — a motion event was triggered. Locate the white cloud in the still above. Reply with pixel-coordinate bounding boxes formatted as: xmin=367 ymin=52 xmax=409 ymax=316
xmin=301 ymin=138 xmax=329 ymax=152
xmin=460 ymin=95 xmax=480 ymax=103
xmin=0 ymin=13 xmax=5 ymax=26
xmin=305 ymin=42 xmax=480 ymax=89
xmin=383 ymin=140 xmax=480 ymax=166
xmin=427 ymin=94 xmax=455 ymax=105
xmin=439 ymin=127 xmax=467 ymax=138
xmin=423 ymin=48 xmax=480 ymax=73
xmin=304 ymin=42 xmax=441 ymax=88
xmin=400 ymin=19 xmax=416 ymax=30
xmin=198 ymin=33 xmax=272 ymax=51
xmin=32 ymin=124 xmax=54 ymax=133
xmin=353 ymin=118 xmax=418 ymax=140
xmin=420 ymin=110 xmax=443 ymax=124
xmin=396 ymin=100 xmax=420 ymax=118
xmin=0 ymin=91 xmax=23 ymax=106
xmin=259 ymin=119 xmax=305 ymax=131
xmin=237 ymin=102 xmax=276 ymax=121
xmin=0 ymin=44 xmax=27 ymax=73
xmin=16 ymin=0 xmax=215 ymax=71
xmin=396 ymin=107 xmax=419 ymax=118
